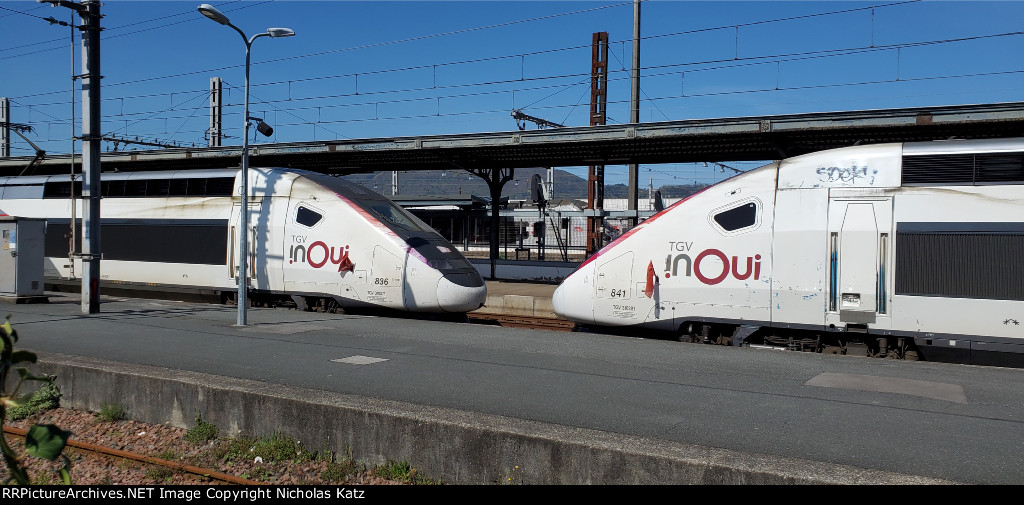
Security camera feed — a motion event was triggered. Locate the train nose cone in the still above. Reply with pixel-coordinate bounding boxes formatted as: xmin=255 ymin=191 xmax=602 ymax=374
xmin=552 ymin=281 xmax=593 ymax=324
xmin=436 ymin=276 xmax=487 ymax=313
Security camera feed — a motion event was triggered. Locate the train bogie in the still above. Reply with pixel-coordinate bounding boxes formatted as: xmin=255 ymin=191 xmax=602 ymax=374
xmin=554 ymin=138 xmax=1024 ymax=367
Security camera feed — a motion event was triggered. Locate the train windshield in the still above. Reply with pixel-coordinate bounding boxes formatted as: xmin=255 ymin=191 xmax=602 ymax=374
xmin=304 ymin=172 xmax=433 ymax=234
xmin=365 ymin=202 xmax=427 ymax=232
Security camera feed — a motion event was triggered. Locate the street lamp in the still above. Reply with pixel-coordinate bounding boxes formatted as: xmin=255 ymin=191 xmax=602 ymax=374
xmin=198 ymin=3 xmax=294 ymax=326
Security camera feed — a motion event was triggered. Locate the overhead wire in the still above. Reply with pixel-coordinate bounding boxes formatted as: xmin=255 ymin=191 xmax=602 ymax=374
xmin=8 ymin=0 xmax=1019 ymax=156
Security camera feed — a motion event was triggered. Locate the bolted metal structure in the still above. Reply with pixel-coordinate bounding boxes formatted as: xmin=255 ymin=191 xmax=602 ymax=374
xmin=587 ymin=32 xmax=609 ymax=257
xmin=80 ymin=0 xmax=102 ymax=315
xmin=209 ymin=77 xmax=223 ymax=147
xmin=39 ymin=0 xmax=104 ymax=314
xmin=1 ymin=98 xmax=9 ymax=157
xmin=627 ymin=0 xmax=641 ymax=225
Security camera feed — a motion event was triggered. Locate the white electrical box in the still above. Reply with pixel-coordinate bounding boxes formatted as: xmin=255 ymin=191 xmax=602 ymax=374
xmin=0 ymin=218 xmax=45 ymax=297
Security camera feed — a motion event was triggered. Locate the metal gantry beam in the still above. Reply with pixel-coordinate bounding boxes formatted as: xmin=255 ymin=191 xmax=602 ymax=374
xmin=2 ymin=102 xmax=1024 ymax=175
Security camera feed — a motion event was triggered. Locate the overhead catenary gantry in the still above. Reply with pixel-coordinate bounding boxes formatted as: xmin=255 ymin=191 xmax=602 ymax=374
xmin=3 ymin=102 xmax=1024 ymax=178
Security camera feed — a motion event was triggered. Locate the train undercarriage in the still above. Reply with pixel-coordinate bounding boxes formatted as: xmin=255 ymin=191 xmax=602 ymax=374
xmin=676 ymin=322 xmax=921 ymax=361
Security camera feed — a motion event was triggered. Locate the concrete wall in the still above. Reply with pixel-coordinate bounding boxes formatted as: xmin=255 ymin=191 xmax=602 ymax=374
xmin=34 ymin=351 xmax=952 ymax=485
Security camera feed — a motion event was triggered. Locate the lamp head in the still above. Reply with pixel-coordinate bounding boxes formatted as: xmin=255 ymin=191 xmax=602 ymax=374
xmin=255 ymin=120 xmax=273 ymax=137
xmin=197 ymin=4 xmax=231 ymax=25
xmin=267 ymin=28 xmax=295 ymax=38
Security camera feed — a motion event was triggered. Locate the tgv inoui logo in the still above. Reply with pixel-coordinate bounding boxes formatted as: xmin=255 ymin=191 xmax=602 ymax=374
xmin=290 ymin=241 xmax=353 ymax=272
xmin=665 ymin=248 xmax=761 ymax=285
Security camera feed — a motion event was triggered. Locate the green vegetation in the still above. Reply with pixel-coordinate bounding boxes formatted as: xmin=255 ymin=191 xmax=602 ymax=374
xmin=5 ymin=380 xmax=61 ymax=421
xmin=206 ymin=431 xmax=316 ymax=464
xmin=179 ymin=419 xmax=441 ymax=485
xmin=144 ymin=466 xmax=176 ymax=481
xmin=251 ymin=430 xmax=310 ymax=463
xmin=97 ymin=402 xmax=127 ymax=422
xmin=184 ymin=415 xmax=219 ymax=444
xmin=245 ymin=467 xmax=272 ymax=482
xmin=216 ymin=433 xmax=257 ymax=462
xmin=373 ymin=459 xmax=414 ymax=481
xmin=156 ymin=449 xmax=178 ymax=462
xmin=322 ymin=458 xmax=359 ymax=482
xmin=0 ymin=316 xmax=72 ymax=485
xmin=373 ymin=459 xmax=439 ymax=484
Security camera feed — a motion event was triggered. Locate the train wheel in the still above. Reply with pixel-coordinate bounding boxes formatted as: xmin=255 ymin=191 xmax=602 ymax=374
xmin=313 ymin=298 xmax=343 ymax=314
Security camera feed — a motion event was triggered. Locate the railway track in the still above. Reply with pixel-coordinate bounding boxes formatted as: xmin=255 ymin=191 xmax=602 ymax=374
xmin=2 ymin=425 xmax=261 ymax=485
xmin=465 ymin=312 xmax=576 ymax=331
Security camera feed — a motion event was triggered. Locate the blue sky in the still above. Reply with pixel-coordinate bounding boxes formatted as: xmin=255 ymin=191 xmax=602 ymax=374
xmin=2 ymin=0 xmax=1024 ymax=188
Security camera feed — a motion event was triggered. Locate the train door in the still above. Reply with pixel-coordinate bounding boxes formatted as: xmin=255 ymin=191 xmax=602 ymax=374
xmin=281 ymin=200 xmax=351 ymax=304
xmin=370 ymin=245 xmax=404 ymax=308
xmin=593 ymin=251 xmax=639 ymax=324
xmin=825 ymin=198 xmax=893 ymax=330
xmin=228 ymin=200 xmax=266 ymax=292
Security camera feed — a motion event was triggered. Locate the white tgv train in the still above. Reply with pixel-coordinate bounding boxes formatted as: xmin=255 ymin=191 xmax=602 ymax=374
xmin=554 ymin=137 xmax=1024 ymax=367
xmin=0 ymin=167 xmax=486 ymax=314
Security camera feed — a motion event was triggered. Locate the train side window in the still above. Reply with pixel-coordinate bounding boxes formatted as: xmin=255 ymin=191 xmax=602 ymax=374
xmin=295 ymin=206 xmax=323 ymax=228
xmin=712 ymin=201 xmax=759 ymax=233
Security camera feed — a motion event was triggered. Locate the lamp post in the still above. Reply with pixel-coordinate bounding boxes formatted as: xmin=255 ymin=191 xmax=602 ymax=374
xmin=198 ymin=3 xmax=294 ymax=326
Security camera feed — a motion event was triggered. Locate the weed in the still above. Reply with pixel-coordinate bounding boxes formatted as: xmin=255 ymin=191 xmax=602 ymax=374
xmin=96 ymin=402 xmax=127 ymax=422
xmin=248 ymin=467 xmax=273 ymax=482
xmin=6 ymin=381 xmax=61 ymax=421
xmin=219 ymin=433 xmax=258 ymax=462
xmin=372 ymin=459 xmax=442 ymax=484
xmin=252 ymin=431 xmax=305 ymax=463
xmin=322 ymin=459 xmax=358 ymax=482
xmin=156 ymin=449 xmax=178 ymax=461
xmin=144 ymin=466 xmax=175 ymax=481
xmin=503 ymin=465 xmax=523 ymax=485
xmin=373 ymin=459 xmax=415 ymax=482
xmin=184 ymin=415 xmax=219 ymax=444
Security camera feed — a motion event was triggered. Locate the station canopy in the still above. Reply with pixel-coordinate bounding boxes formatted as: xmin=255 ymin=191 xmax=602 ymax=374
xmin=2 ymin=102 xmax=1024 ymax=176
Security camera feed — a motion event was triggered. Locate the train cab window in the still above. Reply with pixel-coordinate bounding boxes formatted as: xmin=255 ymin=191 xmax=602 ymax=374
xmin=712 ymin=201 xmax=759 ymax=233
xmin=367 ymin=202 xmax=427 ymax=232
xmin=295 ymin=206 xmax=323 ymax=227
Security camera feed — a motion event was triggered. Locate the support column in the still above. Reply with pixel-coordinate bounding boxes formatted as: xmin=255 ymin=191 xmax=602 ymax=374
xmin=627 ymin=0 xmax=641 ymax=226
xmin=209 ymin=77 xmax=222 ymax=147
xmin=80 ymin=0 xmax=102 ymax=315
xmin=467 ymin=166 xmax=514 ymax=280
xmin=587 ymin=32 xmax=609 ymax=257
xmin=0 ymin=98 xmax=9 ymax=157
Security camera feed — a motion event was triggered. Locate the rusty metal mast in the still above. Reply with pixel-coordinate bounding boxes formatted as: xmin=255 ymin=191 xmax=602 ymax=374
xmin=586 ymin=32 xmax=609 ymax=257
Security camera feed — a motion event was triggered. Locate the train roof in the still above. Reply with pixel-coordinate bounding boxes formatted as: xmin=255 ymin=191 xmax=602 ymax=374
xmin=903 ymin=136 xmax=1024 ymax=155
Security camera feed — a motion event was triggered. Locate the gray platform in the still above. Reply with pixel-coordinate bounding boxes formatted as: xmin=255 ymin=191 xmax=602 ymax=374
xmin=479 ymin=280 xmax=558 ymax=319
xmin=8 ymin=292 xmax=1015 ymax=484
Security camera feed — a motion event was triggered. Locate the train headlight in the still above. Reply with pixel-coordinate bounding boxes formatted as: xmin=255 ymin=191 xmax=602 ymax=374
xmin=428 ymin=259 xmax=454 ymax=271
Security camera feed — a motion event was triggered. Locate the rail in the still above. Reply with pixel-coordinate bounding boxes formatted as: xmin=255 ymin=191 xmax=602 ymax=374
xmin=2 ymin=425 xmax=262 ymax=485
